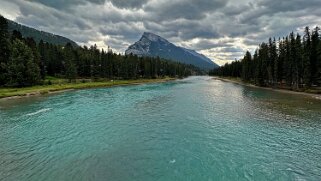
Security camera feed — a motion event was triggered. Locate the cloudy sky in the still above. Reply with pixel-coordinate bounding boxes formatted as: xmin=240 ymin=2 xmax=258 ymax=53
xmin=1 ymin=0 xmax=321 ymax=65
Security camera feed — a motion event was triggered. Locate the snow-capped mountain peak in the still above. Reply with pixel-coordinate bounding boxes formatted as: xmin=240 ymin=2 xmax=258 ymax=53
xmin=141 ymin=32 xmax=168 ymax=43
xmin=125 ymin=32 xmax=219 ymax=70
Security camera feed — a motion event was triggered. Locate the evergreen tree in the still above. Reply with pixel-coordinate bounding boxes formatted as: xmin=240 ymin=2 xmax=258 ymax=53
xmin=26 ymin=57 xmax=42 ymax=85
xmin=0 ymin=19 xmax=200 ymax=87
xmin=7 ymin=39 xmax=41 ymax=86
xmin=210 ymin=26 xmax=321 ymax=89
xmin=11 ymin=30 xmax=23 ymax=41
xmin=269 ymin=38 xmax=278 ymax=85
xmin=0 ymin=15 xmax=10 ymax=86
xmin=278 ymin=38 xmax=286 ymax=83
xmin=295 ymin=34 xmax=303 ymax=88
xmin=303 ymin=27 xmax=312 ymax=86
xmin=311 ymin=27 xmax=320 ymax=85
xmin=63 ymin=43 xmax=77 ymax=82
xmin=318 ymin=39 xmax=321 ymax=85
xmin=267 ymin=38 xmax=275 ymax=84
xmin=241 ymin=51 xmax=252 ymax=81
xmin=38 ymin=40 xmax=46 ymax=78
xmin=254 ymin=50 xmax=264 ymax=85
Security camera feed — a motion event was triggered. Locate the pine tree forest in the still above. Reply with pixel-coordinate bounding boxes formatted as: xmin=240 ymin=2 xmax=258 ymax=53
xmin=0 ymin=15 xmax=200 ymax=87
xmin=210 ymin=27 xmax=321 ymax=90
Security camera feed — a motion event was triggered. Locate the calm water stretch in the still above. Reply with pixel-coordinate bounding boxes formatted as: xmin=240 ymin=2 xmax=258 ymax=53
xmin=1 ymin=76 xmax=321 ymax=180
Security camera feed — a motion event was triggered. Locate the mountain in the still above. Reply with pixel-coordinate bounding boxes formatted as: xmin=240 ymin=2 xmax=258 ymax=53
xmin=7 ymin=19 xmax=77 ymax=47
xmin=125 ymin=32 xmax=219 ymax=69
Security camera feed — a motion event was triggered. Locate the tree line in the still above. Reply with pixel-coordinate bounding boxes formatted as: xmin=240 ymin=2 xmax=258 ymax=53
xmin=210 ymin=27 xmax=321 ymax=89
xmin=0 ymin=16 xmax=200 ymax=87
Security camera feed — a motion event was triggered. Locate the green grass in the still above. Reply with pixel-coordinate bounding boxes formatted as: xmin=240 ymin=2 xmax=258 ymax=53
xmin=0 ymin=77 xmax=175 ymax=99
xmin=305 ymin=88 xmax=321 ymax=94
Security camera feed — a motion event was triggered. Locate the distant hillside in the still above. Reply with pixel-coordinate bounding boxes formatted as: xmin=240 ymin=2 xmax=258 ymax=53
xmin=7 ymin=19 xmax=77 ymax=47
xmin=126 ymin=32 xmax=219 ymax=70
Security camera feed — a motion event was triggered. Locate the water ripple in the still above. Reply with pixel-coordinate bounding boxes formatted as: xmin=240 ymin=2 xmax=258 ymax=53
xmin=0 ymin=76 xmax=321 ymax=180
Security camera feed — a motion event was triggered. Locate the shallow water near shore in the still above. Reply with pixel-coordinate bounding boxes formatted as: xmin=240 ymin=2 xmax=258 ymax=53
xmin=0 ymin=76 xmax=321 ymax=180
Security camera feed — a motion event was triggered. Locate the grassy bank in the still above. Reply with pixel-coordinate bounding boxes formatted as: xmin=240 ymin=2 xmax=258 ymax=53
xmin=213 ymin=76 xmax=321 ymax=98
xmin=0 ymin=77 xmax=176 ymax=99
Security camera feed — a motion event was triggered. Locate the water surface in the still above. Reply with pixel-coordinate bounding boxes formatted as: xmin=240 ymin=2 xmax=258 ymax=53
xmin=1 ymin=76 xmax=321 ymax=180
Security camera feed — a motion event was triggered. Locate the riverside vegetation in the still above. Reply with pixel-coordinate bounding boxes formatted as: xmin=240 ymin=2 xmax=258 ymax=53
xmin=0 ymin=77 xmax=175 ymax=99
xmin=0 ymin=15 xmax=201 ymax=98
xmin=210 ymin=27 xmax=321 ymax=93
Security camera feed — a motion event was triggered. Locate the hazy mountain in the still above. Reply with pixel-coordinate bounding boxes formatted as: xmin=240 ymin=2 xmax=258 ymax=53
xmin=7 ymin=19 xmax=77 ymax=47
xmin=125 ymin=32 xmax=219 ymax=70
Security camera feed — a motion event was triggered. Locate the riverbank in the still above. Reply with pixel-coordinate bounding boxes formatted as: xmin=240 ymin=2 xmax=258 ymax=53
xmin=213 ymin=76 xmax=321 ymax=100
xmin=0 ymin=78 xmax=176 ymax=100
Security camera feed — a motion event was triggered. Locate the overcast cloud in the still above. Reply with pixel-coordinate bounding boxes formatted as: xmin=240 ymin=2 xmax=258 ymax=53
xmin=1 ymin=0 xmax=321 ymax=65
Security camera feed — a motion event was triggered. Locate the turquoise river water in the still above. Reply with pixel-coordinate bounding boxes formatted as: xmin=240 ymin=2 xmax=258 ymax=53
xmin=0 ymin=76 xmax=321 ymax=181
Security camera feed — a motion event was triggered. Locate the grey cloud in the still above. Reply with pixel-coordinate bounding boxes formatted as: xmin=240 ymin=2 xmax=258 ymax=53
xmin=99 ymin=22 xmax=145 ymax=42
xmin=186 ymin=39 xmax=239 ymax=52
xmin=110 ymin=0 xmax=149 ymax=9
xmin=221 ymin=47 xmax=244 ymax=53
xmin=26 ymin=0 xmax=105 ymax=10
xmin=179 ymin=28 xmax=220 ymax=40
xmin=242 ymin=39 xmax=260 ymax=46
xmin=2 ymin=0 xmax=321 ymax=65
xmin=221 ymin=4 xmax=252 ymax=16
xmin=143 ymin=20 xmax=220 ymax=42
xmin=193 ymin=40 xmax=232 ymax=50
xmin=14 ymin=0 xmax=95 ymax=43
xmin=16 ymin=1 xmax=90 ymax=30
xmin=144 ymin=0 xmax=227 ymax=21
xmin=257 ymin=0 xmax=321 ymax=13
xmin=104 ymin=37 xmax=130 ymax=50
xmin=28 ymin=0 xmax=149 ymax=10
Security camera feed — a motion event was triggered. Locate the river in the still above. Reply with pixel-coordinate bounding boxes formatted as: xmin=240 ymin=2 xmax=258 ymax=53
xmin=0 ymin=76 xmax=321 ymax=180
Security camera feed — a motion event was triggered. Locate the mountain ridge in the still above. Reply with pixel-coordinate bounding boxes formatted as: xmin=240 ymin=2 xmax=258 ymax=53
xmin=7 ymin=19 xmax=77 ymax=47
xmin=126 ymin=32 xmax=219 ymax=70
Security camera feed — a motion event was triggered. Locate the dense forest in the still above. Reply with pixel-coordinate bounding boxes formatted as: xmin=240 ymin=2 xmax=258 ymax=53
xmin=210 ymin=27 xmax=321 ymax=89
xmin=0 ymin=16 xmax=200 ymax=87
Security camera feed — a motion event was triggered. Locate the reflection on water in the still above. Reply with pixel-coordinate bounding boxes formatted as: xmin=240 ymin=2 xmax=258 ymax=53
xmin=240 ymin=84 xmax=321 ymax=121
xmin=0 ymin=76 xmax=321 ymax=180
